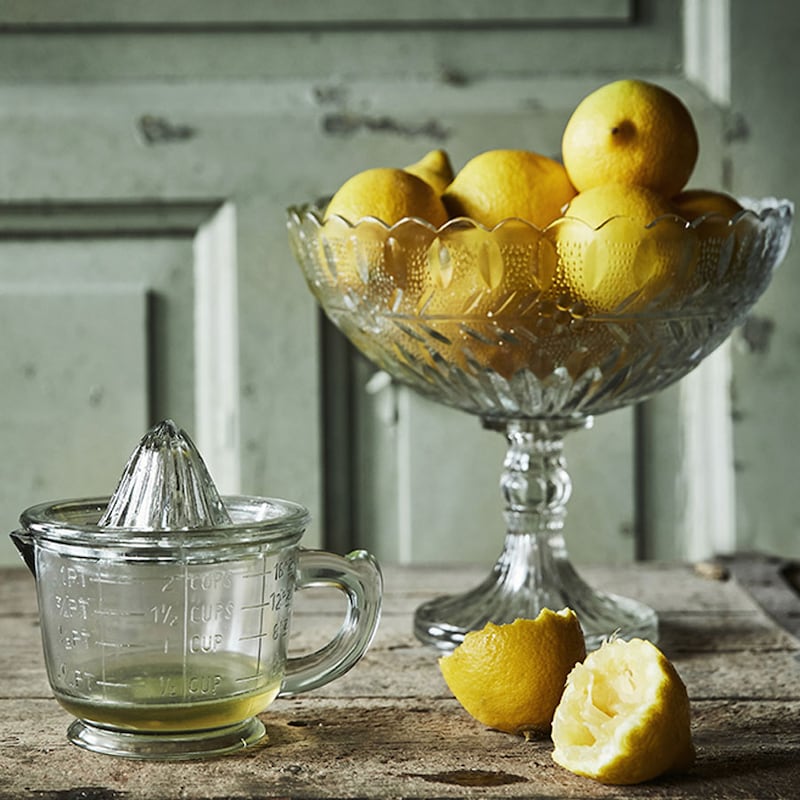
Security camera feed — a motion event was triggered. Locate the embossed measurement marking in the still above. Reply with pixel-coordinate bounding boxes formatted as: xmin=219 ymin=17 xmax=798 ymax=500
xmin=95 ymin=641 xmax=145 ymax=649
xmin=93 ymin=609 xmax=146 ymax=617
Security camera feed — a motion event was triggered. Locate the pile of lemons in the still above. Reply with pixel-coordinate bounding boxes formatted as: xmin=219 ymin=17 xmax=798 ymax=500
xmin=439 ymin=609 xmax=695 ymax=786
xmin=324 ymin=79 xmax=743 ymax=314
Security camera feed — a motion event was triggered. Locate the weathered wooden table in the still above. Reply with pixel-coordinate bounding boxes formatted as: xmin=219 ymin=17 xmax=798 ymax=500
xmin=1 ymin=558 xmax=798 ymax=799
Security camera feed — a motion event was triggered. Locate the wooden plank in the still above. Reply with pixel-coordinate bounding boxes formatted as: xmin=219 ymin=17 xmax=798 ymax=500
xmin=0 ymin=697 xmax=798 ymax=799
xmin=375 ymin=562 xmax=769 ymax=614
xmin=1 ymin=563 xmax=799 ymax=798
xmin=0 ymin=560 xmax=774 ymax=617
xmin=4 ymin=615 xmax=798 ymax=704
xmin=718 ymin=554 xmax=800 ymax=643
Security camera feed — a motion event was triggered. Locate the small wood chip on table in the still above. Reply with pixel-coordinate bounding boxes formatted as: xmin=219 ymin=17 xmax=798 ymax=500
xmin=0 ymin=557 xmax=798 ymax=799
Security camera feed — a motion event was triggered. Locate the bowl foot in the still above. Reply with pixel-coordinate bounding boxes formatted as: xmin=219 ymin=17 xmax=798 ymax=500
xmin=413 ymin=549 xmax=658 ymax=651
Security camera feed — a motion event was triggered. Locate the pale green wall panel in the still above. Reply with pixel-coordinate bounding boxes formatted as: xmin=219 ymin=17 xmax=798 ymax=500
xmin=0 ymin=286 xmax=148 ymax=565
xmin=4 ymin=1 xmax=792 ymax=568
xmin=727 ymin=0 xmax=800 ymax=558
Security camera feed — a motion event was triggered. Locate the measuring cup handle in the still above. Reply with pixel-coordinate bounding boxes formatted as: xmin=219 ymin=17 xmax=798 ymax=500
xmin=280 ymin=549 xmax=382 ymax=697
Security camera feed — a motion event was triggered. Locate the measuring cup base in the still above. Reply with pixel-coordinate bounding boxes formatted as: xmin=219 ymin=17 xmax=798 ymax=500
xmin=67 ymin=716 xmax=267 ymax=760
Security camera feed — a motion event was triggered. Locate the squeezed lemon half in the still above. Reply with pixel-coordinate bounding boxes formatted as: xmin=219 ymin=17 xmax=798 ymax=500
xmin=551 ymin=637 xmax=695 ymax=785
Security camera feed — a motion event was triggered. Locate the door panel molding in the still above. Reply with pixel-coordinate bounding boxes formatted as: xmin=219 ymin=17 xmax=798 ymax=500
xmin=684 ymin=0 xmax=731 ymax=105
xmin=0 ymin=198 xmax=241 ymax=494
xmin=193 ymin=201 xmax=240 ymax=494
xmin=0 ymin=1 xmax=634 ymax=29
xmin=0 ymin=200 xmax=218 ymax=237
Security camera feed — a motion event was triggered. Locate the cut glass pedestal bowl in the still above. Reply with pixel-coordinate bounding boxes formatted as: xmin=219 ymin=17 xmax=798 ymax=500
xmin=287 ymin=198 xmax=793 ymax=650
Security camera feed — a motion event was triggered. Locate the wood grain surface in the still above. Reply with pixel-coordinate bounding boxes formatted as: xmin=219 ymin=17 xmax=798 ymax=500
xmin=0 ymin=560 xmax=798 ymax=799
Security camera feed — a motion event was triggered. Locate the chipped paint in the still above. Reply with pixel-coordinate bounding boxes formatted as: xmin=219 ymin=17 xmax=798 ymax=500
xmin=311 ymin=84 xmax=348 ymax=105
xmin=137 ymin=114 xmax=196 ymax=145
xmin=739 ymin=314 xmax=775 ymax=355
xmin=724 ymin=110 xmax=750 ymax=144
xmin=439 ymin=66 xmax=471 ymax=87
xmin=321 ymin=112 xmax=449 ymax=140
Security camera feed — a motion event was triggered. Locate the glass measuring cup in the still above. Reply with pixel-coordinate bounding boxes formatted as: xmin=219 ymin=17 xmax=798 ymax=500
xmin=12 ymin=495 xmax=382 ymax=760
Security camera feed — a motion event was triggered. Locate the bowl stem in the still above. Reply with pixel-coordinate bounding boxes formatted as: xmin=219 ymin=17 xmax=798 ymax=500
xmin=413 ymin=417 xmax=658 ymax=650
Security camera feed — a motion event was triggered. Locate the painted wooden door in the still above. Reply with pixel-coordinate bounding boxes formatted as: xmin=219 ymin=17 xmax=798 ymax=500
xmin=1 ymin=1 xmax=797 ymax=568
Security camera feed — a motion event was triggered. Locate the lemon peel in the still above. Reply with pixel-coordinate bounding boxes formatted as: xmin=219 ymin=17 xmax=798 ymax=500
xmin=438 ymin=609 xmax=586 ymax=736
xmin=404 ymin=149 xmax=455 ymax=194
xmin=325 ymin=167 xmax=448 ymax=227
xmin=562 ymin=79 xmax=698 ymax=197
xmin=551 ymin=637 xmax=695 ymax=785
xmin=673 ymin=188 xmax=744 ymax=222
xmin=442 ymin=149 xmax=576 ymax=229
xmin=558 ymin=183 xmax=687 ymax=312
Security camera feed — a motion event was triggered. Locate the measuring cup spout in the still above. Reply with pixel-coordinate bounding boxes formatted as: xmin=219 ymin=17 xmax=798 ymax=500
xmin=10 ymin=530 xmax=36 ymax=577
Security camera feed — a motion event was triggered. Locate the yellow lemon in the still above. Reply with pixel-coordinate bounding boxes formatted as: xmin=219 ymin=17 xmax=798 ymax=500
xmin=557 ymin=183 xmax=687 ymax=312
xmin=562 ymin=182 xmax=678 ymax=229
xmin=562 ymin=79 xmax=699 ymax=197
xmin=325 ymin=167 xmax=449 ymax=227
xmin=404 ymin=149 xmax=455 ymax=194
xmin=438 ymin=609 xmax=586 ymax=736
xmin=673 ymin=190 xmax=750 ymax=296
xmin=673 ymin=188 xmax=744 ymax=221
xmin=551 ymin=637 xmax=695 ymax=785
xmin=442 ymin=149 xmax=576 ymax=229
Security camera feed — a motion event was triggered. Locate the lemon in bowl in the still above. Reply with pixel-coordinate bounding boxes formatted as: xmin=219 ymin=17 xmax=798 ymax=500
xmin=404 ymin=148 xmax=455 ymax=194
xmin=556 ymin=182 xmax=690 ymax=313
xmin=324 ymin=166 xmax=449 ymax=227
xmin=562 ymin=78 xmax=699 ymax=197
xmin=673 ymin=188 xmax=744 ymax=221
xmin=442 ymin=149 xmax=576 ymax=229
